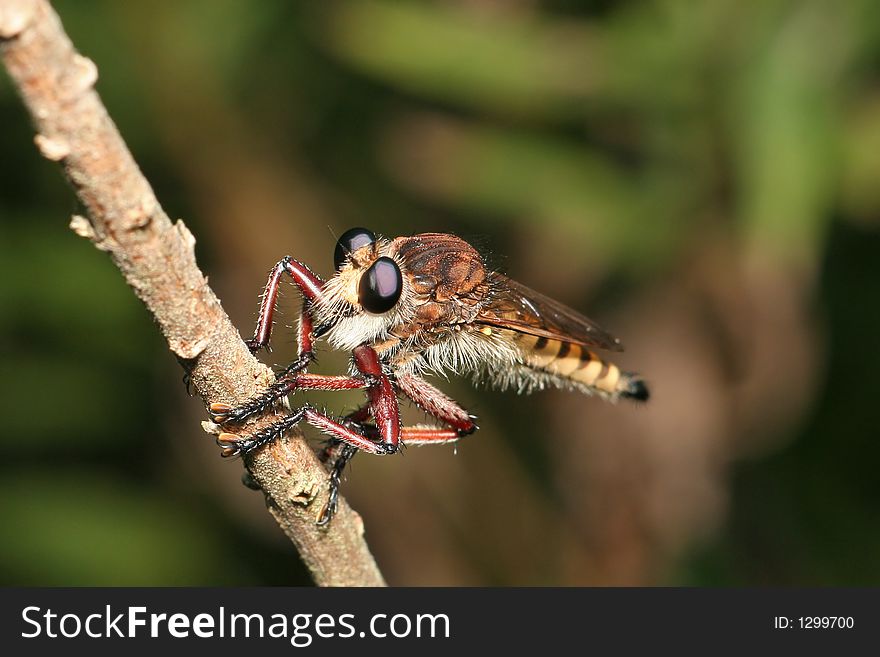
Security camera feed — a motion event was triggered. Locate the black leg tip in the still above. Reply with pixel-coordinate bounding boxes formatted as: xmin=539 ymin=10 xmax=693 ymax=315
xmin=457 ymin=424 xmax=478 ymax=437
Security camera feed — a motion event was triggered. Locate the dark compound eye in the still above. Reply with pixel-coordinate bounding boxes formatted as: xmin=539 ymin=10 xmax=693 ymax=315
xmin=358 ymin=257 xmax=403 ymax=314
xmin=334 ymin=227 xmax=376 ymax=271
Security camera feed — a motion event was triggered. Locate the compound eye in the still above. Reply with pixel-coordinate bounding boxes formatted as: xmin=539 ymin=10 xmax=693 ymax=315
xmin=334 ymin=227 xmax=376 ymax=271
xmin=358 ymin=257 xmax=403 ymax=314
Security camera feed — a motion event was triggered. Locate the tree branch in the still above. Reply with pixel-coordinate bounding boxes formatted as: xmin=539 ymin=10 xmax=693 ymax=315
xmin=0 ymin=0 xmax=386 ymax=587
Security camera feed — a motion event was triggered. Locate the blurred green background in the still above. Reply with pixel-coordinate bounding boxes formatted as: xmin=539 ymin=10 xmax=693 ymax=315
xmin=2 ymin=0 xmax=879 ymax=586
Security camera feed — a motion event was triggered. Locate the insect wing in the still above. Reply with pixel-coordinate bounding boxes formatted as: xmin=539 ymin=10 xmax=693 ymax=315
xmin=477 ymin=274 xmax=623 ymax=352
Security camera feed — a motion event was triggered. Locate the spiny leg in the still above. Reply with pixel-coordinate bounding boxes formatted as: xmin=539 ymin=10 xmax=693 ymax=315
xmin=317 ymin=403 xmax=372 ymax=463
xmin=246 ymin=256 xmax=325 ymax=355
xmin=213 ymin=255 xmax=333 ymax=426
xmin=315 ymin=403 xmax=376 ymax=524
xmin=302 ymin=347 xmax=404 ymax=524
xmin=215 ymin=346 xmax=400 ymax=460
xmin=210 ymin=373 xmax=368 ymax=425
xmin=317 ymin=443 xmax=358 ymax=526
xmin=313 ymin=425 xmax=468 ymax=526
xmin=315 ymin=383 xmax=475 ymax=525
xmin=395 ymin=372 xmax=478 ymax=437
xmin=217 ymin=405 xmax=396 ymax=459
xmin=314 ymin=368 xmax=477 ymax=523
xmin=217 ymin=407 xmax=307 ymax=457
xmin=351 ymin=344 xmax=401 ymax=450
xmin=241 ymin=256 xmax=331 ymax=408
xmin=218 ymin=344 xmax=404 ymax=526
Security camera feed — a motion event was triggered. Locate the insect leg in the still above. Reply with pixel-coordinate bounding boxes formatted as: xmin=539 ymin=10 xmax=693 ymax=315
xmin=352 ymin=344 xmax=401 ymax=452
xmin=318 ymin=403 xmax=372 ymax=463
xmin=218 ymin=405 xmax=395 ymax=458
xmin=314 ymin=403 xmax=376 ymax=523
xmin=246 ymin=256 xmax=325 ymax=358
xmin=399 ymin=427 xmax=462 ymax=444
xmin=216 ymin=407 xmax=308 ymax=457
xmin=316 ymin=443 xmax=358 ymax=526
xmin=219 ymin=345 xmax=402 ymax=525
xmin=210 ymin=373 xmax=367 ymax=425
xmin=217 ymin=347 xmax=392 ymax=454
xmin=395 ymin=372 xmax=478 ymax=437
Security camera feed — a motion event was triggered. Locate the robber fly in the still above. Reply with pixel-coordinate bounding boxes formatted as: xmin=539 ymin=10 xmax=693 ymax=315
xmin=209 ymin=228 xmax=648 ymax=524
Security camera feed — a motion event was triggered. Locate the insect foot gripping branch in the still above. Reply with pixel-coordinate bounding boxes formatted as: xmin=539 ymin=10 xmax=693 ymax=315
xmin=209 ymin=227 xmax=648 ymax=524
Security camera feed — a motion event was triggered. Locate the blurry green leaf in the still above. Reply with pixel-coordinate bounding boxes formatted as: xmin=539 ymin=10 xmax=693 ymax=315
xmin=598 ymin=0 xmax=708 ymax=110
xmin=0 ymin=470 xmax=242 ymax=585
xmin=0 ymin=219 xmax=155 ymax=366
xmin=731 ymin=2 xmax=849 ymax=264
xmin=325 ymin=1 xmax=600 ymax=118
xmin=324 ymin=0 xmax=721 ymax=117
xmin=0 ymin=220 xmax=162 ymax=452
xmin=383 ymin=116 xmax=686 ymax=267
xmin=0 ymin=354 xmax=138 ymax=448
xmin=841 ymin=94 xmax=880 ymax=222
xmin=108 ymin=0 xmax=278 ymax=89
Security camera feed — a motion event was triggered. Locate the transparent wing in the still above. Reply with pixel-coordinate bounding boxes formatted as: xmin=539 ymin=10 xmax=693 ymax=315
xmin=476 ymin=273 xmax=623 ymax=352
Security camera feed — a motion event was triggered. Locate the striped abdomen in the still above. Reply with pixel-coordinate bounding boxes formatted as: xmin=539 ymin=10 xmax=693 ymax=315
xmin=516 ymin=334 xmax=648 ymax=401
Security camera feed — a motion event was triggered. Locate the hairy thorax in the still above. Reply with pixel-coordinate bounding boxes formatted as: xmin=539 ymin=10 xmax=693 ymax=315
xmin=389 ymin=233 xmax=489 ymax=339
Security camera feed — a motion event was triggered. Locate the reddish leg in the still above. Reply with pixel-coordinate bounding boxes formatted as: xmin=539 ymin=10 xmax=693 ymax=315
xmin=222 ymin=257 xmax=328 ymax=425
xmin=318 ymin=403 xmax=371 ymax=463
xmin=217 ymin=337 xmax=475 ymax=525
xmin=352 ymin=345 xmax=400 ymax=450
xmin=210 ymin=373 xmax=367 ymax=425
xmin=213 ymin=256 xmax=354 ymax=426
xmin=315 ymin=371 xmax=476 ymax=494
xmin=314 ymin=401 xmax=471 ymax=523
xmin=315 ymin=372 xmax=476 ymax=523
xmin=216 ymin=345 xmax=401 ymax=455
xmin=218 ymin=405 xmax=394 ymax=458
xmin=314 ymin=403 xmax=371 ymax=524
xmin=246 ymin=256 xmax=327 ymax=370
xmin=395 ymin=372 xmax=478 ymax=436
xmin=400 ymin=427 xmax=462 ymax=444
xmin=220 ymin=257 xmax=406 ymax=524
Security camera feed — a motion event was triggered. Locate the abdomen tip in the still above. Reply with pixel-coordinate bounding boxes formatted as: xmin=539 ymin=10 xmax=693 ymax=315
xmin=622 ymin=376 xmax=649 ymax=402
